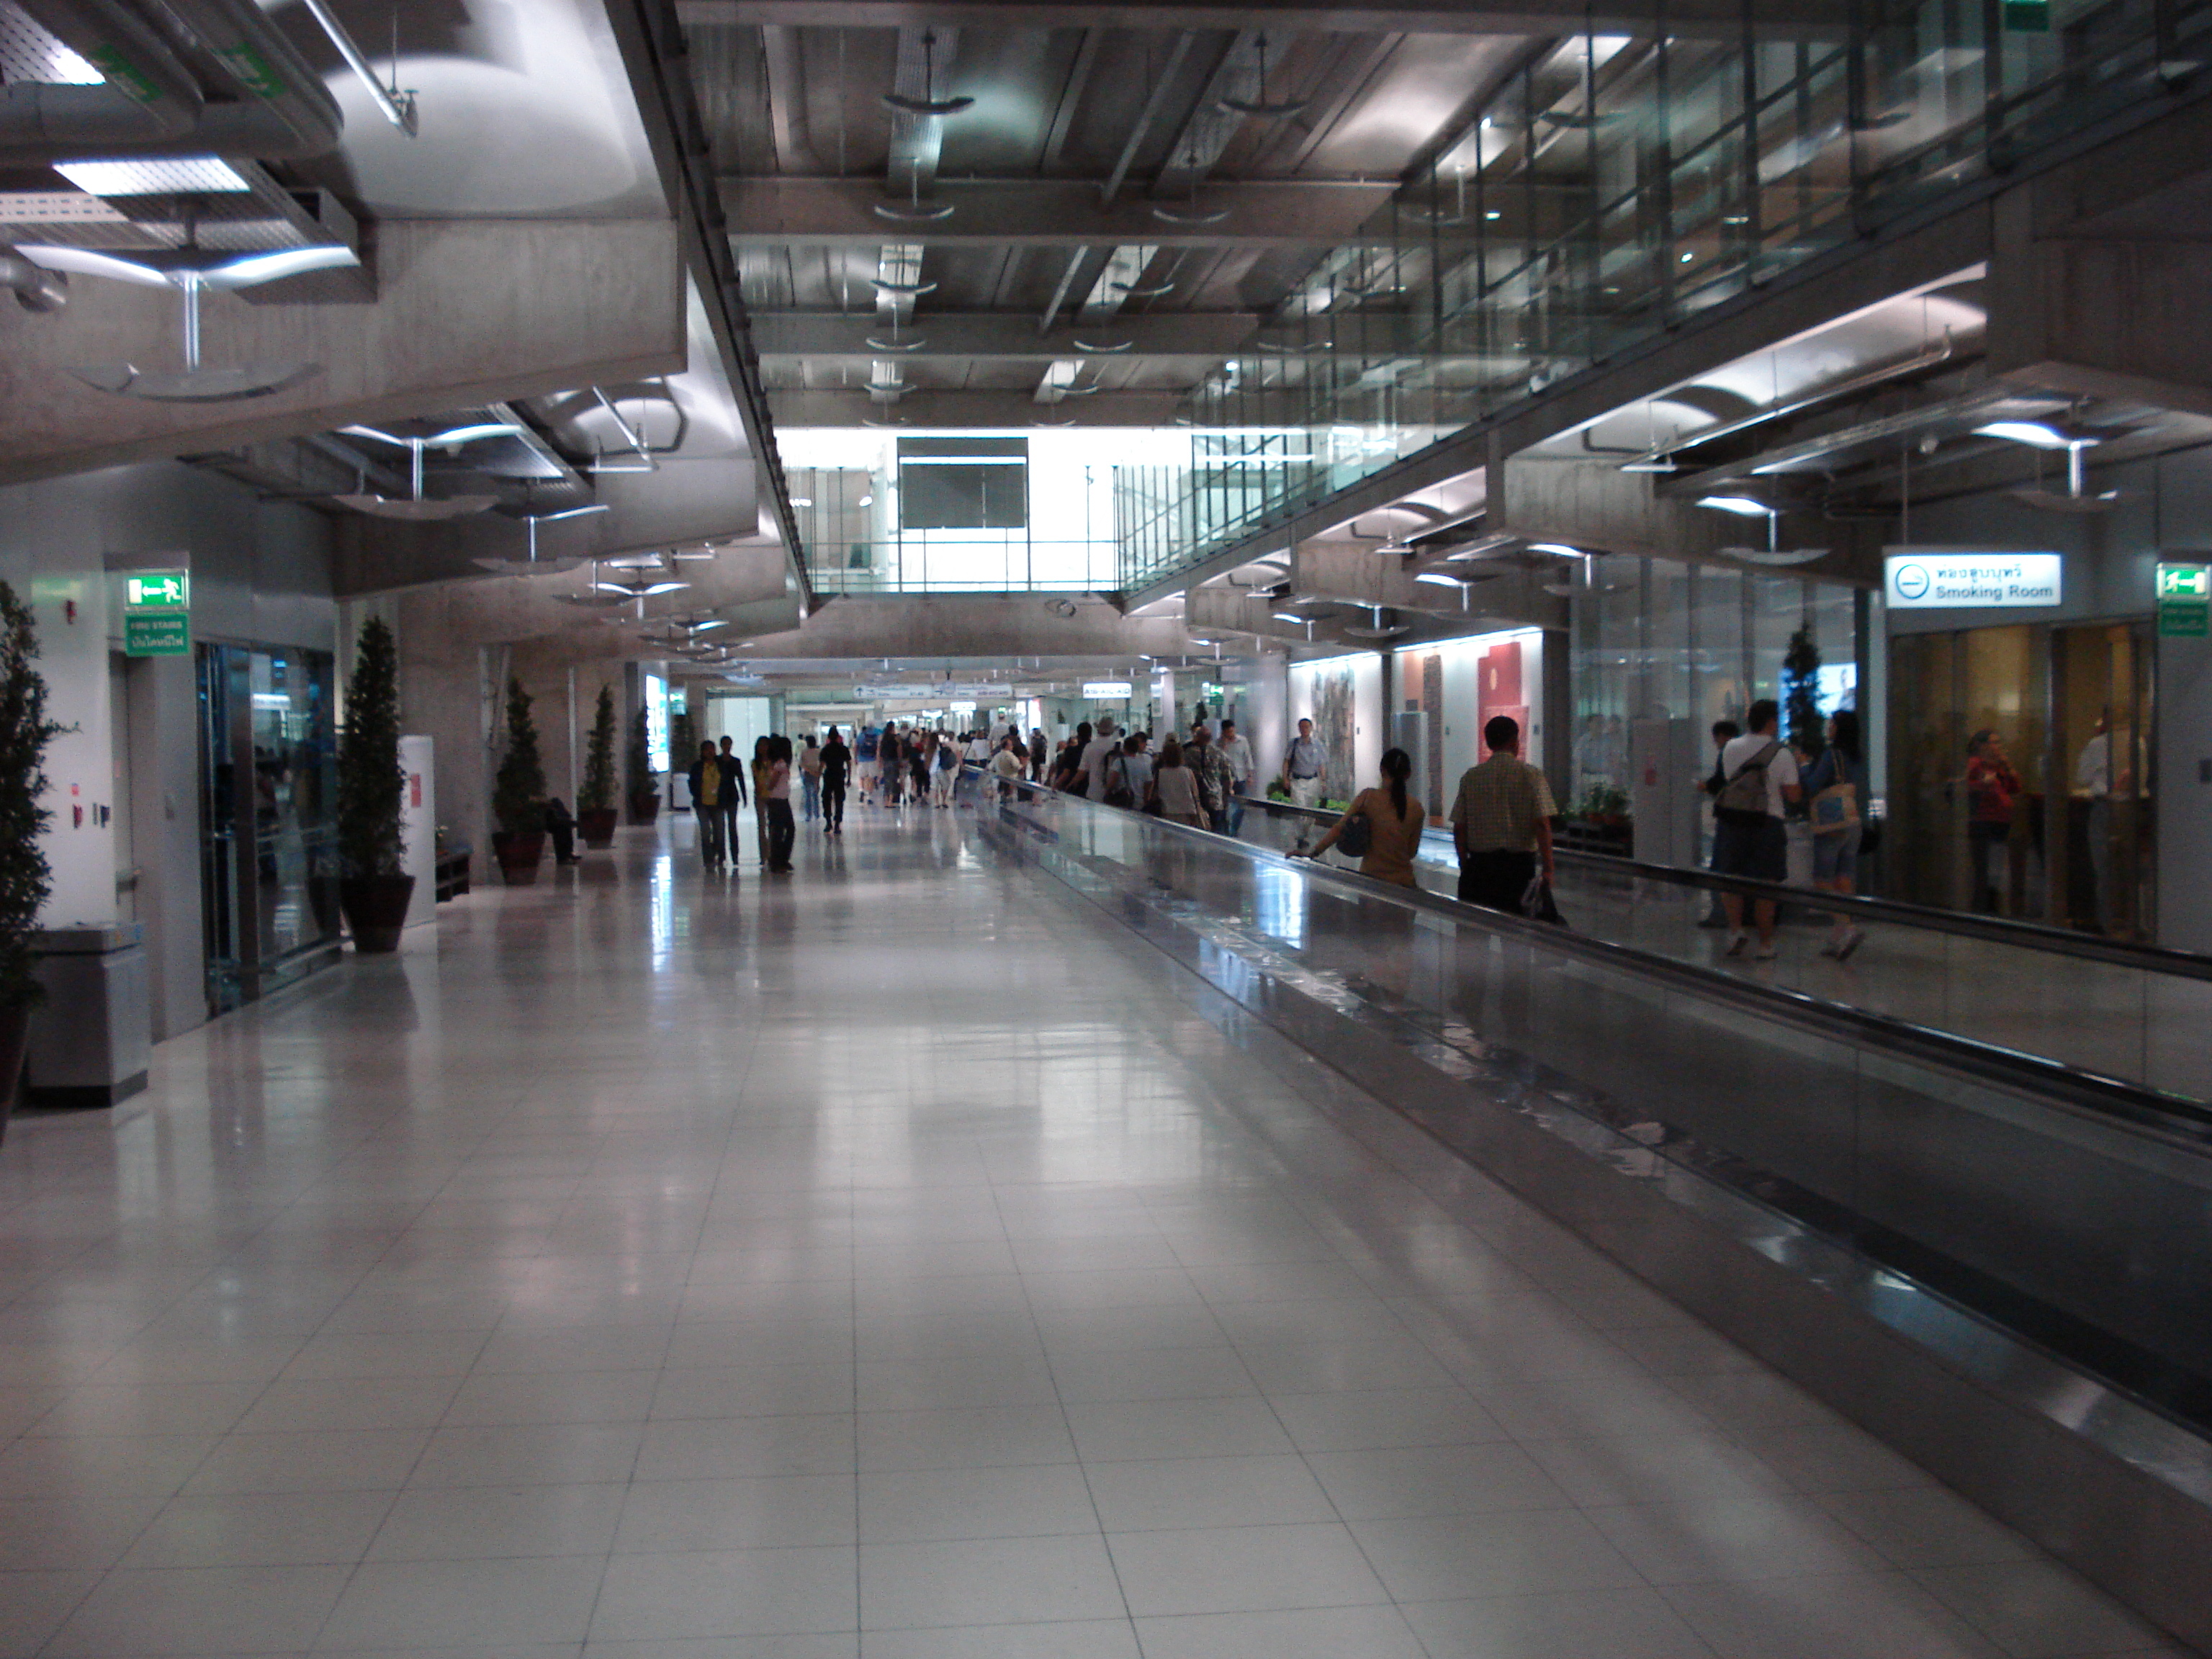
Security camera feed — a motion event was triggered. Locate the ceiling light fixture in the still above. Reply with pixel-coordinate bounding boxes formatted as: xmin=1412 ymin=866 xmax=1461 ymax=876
xmin=22 ymin=240 xmax=357 ymax=401
xmin=1527 ymin=541 xmax=1589 ymax=557
xmin=1694 ymin=495 xmax=1773 ymax=517
xmin=471 ymin=500 xmax=610 ymax=576
xmin=1219 ymin=32 xmax=1308 ymax=118
xmin=333 ymin=422 xmax=520 ymax=519
xmin=881 ymin=30 xmax=974 ymax=115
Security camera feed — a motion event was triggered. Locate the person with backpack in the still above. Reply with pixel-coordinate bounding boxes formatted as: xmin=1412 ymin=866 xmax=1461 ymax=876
xmin=1449 ymin=715 xmax=1557 ymax=914
xmin=1290 ymin=749 xmax=1425 ymax=886
xmin=1713 ymin=698 xmax=1802 ymax=959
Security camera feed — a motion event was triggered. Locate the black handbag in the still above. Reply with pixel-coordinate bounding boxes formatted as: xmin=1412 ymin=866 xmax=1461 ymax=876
xmin=1337 ymin=811 xmax=1372 ymax=858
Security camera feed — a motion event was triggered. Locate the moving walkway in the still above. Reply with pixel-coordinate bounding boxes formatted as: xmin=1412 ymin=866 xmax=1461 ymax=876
xmin=974 ymin=778 xmax=2212 ymax=1653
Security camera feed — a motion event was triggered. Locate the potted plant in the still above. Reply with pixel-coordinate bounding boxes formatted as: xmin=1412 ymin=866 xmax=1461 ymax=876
xmin=577 ymin=685 xmax=620 ymax=848
xmin=335 ymin=616 xmax=415 ymax=952
xmin=490 ymin=675 xmax=547 ymax=884
xmin=627 ymin=704 xmax=660 ymax=824
xmin=0 ymin=583 xmax=63 ymax=1141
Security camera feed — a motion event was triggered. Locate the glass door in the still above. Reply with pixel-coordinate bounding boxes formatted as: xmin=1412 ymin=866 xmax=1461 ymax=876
xmin=2051 ymin=622 xmax=2154 ymax=938
xmin=197 ymin=642 xmax=340 ymax=1015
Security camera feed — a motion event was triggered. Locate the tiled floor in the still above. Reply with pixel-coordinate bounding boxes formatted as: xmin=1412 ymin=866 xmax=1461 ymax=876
xmin=0 ymin=806 xmax=2188 ymax=1658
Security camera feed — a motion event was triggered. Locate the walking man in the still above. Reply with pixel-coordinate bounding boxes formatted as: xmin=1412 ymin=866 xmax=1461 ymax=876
xmin=1712 ymin=698 xmax=1802 ymax=959
xmin=1449 ymin=715 xmax=1557 ymax=914
xmin=819 ymin=725 xmax=850 ymax=835
xmin=716 ymin=735 xmax=747 ymax=866
xmin=1282 ymin=718 xmax=1327 ymax=809
xmin=1218 ymin=719 xmax=1254 ymax=836
xmin=688 ymin=739 xmax=727 ymax=868
xmin=1187 ymin=723 xmax=1233 ymax=832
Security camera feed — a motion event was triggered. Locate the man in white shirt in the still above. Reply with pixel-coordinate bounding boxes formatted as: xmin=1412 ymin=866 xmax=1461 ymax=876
xmin=1282 ymin=719 xmax=1327 ymax=809
xmin=1217 ymin=720 xmax=1255 ymax=835
xmin=1711 ymin=698 xmax=1802 ymax=960
xmin=1075 ymin=719 xmax=1120 ymax=800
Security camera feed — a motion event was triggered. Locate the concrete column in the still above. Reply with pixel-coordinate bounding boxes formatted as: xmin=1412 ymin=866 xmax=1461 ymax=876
xmin=125 ymin=652 xmax=204 ymax=1040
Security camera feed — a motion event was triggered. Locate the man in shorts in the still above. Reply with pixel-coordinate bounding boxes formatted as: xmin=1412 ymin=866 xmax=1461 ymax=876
xmin=1711 ymin=699 xmax=1802 ymax=961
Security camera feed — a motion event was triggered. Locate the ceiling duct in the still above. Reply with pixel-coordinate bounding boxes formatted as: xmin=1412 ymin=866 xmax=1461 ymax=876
xmin=0 ymin=240 xmax=66 ymax=310
xmin=0 ymin=0 xmax=342 ymax=164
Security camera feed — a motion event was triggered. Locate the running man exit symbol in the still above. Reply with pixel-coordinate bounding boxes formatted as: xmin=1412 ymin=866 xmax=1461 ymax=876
xmin=123 ymin=571 xmax=189 ymax=610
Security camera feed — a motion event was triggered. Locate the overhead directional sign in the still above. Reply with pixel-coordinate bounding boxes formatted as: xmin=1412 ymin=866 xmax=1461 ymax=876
xmin=120 ymin=567 xmax=191 ymax=657
xmin=1885 ymin=552 xmax=2062 ymax=609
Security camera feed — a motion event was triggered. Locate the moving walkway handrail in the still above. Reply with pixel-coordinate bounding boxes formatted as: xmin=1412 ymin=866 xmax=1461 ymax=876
xmin=1238 ymin=792 xmax=2212 ymax=984
xmin=995 ymin=777 xmax=2212 ymax=1142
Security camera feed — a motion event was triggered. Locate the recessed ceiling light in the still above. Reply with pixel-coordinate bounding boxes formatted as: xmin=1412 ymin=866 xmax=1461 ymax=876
xmin=55 ymin=156 xmax=251 ymax=195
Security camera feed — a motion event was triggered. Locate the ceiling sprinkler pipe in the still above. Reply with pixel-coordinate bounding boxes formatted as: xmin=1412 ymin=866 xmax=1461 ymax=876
xmin=0 ymin=244 xmax=68 ymax=312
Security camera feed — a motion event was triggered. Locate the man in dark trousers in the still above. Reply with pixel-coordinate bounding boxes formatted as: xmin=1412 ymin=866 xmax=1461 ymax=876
xmin=1449 ymin=715 xmax=1558 ymax=914
xmin=716 ymin=734 xmax=748 ymax=867
xmin=819 ymin=726 xmax=851 ymax=835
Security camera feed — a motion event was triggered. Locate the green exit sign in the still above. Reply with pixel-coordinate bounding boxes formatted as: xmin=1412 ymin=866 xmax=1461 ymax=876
xmin=123 ymin=570 xmax=189 ymax=610
xmin=2158 ymin=562 xmax=2211 ymax=638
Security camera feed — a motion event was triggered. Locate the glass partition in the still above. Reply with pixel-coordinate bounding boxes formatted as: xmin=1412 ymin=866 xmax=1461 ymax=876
xmin=1112 ymin=1 xmax=2212 ymax=590
xmin=980 ymin=783 xmax=2212 ymax=1417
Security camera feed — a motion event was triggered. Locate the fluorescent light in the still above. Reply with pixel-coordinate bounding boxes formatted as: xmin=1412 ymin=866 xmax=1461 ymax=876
xmin=1527 ymin=541 xmax=1587 ymax=557
xmin=1974 ymin=421 xmax=2085 ymax=449
xmin=55 ymin=156 xmax=250 ymax=195
xmin=1272 ymin=611 xmax=1312 ymax=623
xmin=789 ymin=497 xmax=814 ymax=506
xmin=858 ymin=495 xmax=873 ymax=506
xmin=1414 ymin=572 xmax=1467 ymax=586
xmin=1695 ymin=495 xmax=1772 ymax=517
xmin=428 ymin=423 xmax=522 ymax=446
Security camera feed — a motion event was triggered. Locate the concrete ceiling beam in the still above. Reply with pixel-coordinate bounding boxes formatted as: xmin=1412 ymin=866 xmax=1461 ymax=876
xmin=737 ymin=593 xmax=1199 ymax=660
xmin=681 ymin=0 xmax=1846 ymax=35
xmin=721 ymin=177 xmax=1396 ymax=248
xmin=753 ymin=310 xmax=1262 ymax=362
xmin=768 ymin=388 xmax=1186 ymax=426
xmin=331 ymin=456 xmax=768 ymax=597
xmin=0 ymin=219 xmax=686 ymax=487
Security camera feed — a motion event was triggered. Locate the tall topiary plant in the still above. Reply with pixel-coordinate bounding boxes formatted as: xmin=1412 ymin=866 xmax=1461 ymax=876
xmin=580 ymin=685 xmax=617 ymax=814
xmin=334 ymin=616 xmax=415 ymax=950
xmin=1783 ymin=624 xmax=1825 ymax=759
xmin=0 ymin=583 xmax=62 ymax=1015
xmin=337 ymin=617 xmax=404 ymax=878
xmin=0 ymin=582 xmax=63 ymax=1133
xmin=626 ymin=702 xmax=660 ymax=823
xmin=492 ymin=675 xmax=546 ymax=837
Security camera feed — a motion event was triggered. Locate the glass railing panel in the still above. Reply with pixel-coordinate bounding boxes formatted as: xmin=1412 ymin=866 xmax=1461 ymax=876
xmin=1192 ymin=793 xmax=2212 ymax=1104
xmin=983 ymin=783 xmax=2212 ymax=1406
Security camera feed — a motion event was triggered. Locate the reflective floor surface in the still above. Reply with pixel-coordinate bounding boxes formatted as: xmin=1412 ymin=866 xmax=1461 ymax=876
xmin=0 ymin=806 xmax=2186 ymax=1658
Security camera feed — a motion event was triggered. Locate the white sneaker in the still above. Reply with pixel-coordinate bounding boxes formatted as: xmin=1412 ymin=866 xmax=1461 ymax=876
xmin=1724 ymin=933 xmax=1749 ymax=958
xmin=1753 ymin=942 xmax=1778 ymax=961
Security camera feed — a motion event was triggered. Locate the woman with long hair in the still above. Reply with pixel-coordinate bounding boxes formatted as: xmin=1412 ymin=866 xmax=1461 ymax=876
xmin=1291 ymin=747 xmax=1426 ymax=887
xmin=1804 ymin=709 xmax=1867 ymax=958
xmin=1149 ymin=736 xmax=1203 ymax=827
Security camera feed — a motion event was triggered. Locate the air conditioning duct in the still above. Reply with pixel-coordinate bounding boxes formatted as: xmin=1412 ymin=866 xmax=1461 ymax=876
xmin=0 ymin=0 xmax=342 ymax=164
xmin=0 ymin=242 xmax=68 ymax=311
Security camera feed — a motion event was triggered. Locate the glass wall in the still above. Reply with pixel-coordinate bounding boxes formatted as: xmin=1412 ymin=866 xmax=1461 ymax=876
xmin=1568 ymin=552 xmax=1861 ymax=844
xmin=198 ymin=643 xmax=339 ymax=1015
xmin=1115 ymin=0 xmax=2212 ymax=589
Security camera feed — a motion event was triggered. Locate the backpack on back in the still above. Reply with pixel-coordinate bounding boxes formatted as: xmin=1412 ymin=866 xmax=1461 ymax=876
xmin=1716 ymin=740 xmax=1781 ymax=825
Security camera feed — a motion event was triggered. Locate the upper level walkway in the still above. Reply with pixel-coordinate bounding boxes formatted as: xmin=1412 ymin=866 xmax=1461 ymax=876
xmin=0 ymin=799 xmax=2181 ymax=1658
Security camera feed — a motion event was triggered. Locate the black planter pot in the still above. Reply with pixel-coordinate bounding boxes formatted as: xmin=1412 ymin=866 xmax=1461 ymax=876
xmin=492 ymin=831 xmax=546 ymax=885
xmin=0 ymin=1002 xmax=27 ymax=1146
xmin=578 ymin=806 xmax=620 ymax=848
xmin=339 ymin=874 xmax=418 ymax=954
xmin=629 ymin=792 xmax=661 ymax=826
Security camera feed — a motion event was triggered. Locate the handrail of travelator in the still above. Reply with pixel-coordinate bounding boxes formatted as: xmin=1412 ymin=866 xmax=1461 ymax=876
xmin=982 ymin=775 xmax=2212 ymax=1138
xmin=1232 ymin=793 xmax=2212 ymax=984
